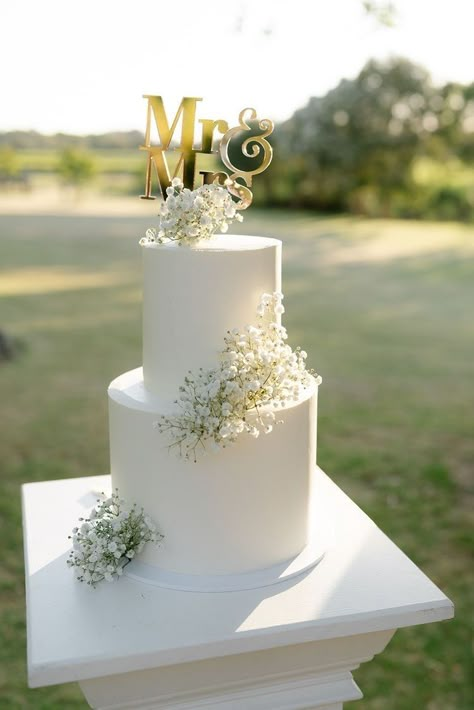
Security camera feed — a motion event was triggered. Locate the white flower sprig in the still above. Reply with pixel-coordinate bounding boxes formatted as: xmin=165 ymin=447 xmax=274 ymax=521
xmin=140 ymin=178 xmax=244 ymax=247
xmin=155 ymin=293 xmax=320 ymax=461
xmin=67 ymin=490 xmax=162 ymax=587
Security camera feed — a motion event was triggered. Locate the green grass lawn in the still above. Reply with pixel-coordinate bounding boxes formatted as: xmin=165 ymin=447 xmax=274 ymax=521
xmin=0 ymin=211 xmax=472 ymax=708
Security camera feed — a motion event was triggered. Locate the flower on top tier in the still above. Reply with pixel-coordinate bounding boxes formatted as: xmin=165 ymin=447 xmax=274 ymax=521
xmin=140 ymin=177 xmax=244 ymax=247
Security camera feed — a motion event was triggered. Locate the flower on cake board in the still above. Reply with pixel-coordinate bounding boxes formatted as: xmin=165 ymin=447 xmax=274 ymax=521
xmin=67 ymin=490 xmax=162 ymax=587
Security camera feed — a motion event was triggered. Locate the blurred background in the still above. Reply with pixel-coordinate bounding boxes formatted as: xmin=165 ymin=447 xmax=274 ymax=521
xmin=0 ymin=1 xmax=472 ymax=708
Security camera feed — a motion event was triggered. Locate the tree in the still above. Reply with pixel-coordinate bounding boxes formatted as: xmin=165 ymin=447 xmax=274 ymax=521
xmin=57 ymin=148 xmax=96 ymax=190
xmin=267 ymin=57 xmax=472 ymax=216
xmin=0 ymin=146 xmax=19 ymax=180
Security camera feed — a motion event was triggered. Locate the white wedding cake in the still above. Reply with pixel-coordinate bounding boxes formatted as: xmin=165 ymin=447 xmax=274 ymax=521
xmin=64 ymin=101 xmax=325 ymax=592
xmin=107 ymin=224 xmax=322 ymax=590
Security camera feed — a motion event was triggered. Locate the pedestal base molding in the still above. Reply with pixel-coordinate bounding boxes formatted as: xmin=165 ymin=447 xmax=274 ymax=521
xmin=79 ymin=630 xmax=394 ymax=709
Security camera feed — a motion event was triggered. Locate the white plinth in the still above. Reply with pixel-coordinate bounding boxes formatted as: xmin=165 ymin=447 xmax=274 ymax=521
xmin=22 ymin=467 xmax=453 ymax=709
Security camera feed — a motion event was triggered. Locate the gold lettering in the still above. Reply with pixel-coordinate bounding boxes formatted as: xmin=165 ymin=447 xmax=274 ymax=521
xmin=199 ymin=119 xmax=229 ymax=154
xmin=140 ymin=96 xmax=203 ymax=197
xmin=143 ymin=95 xmax=201 ymax=150
xmin=227 ymin=175 xmax=253 ymax=210
xmin=220 ymin=109 xmax=274 ymax=178
xmin=199 ymin=170 xmax=229 ymax=186
xmin=140 ymin=152 xmax=156 ymax=200
xmin=139 ymin=98 xmax=274 ymax=203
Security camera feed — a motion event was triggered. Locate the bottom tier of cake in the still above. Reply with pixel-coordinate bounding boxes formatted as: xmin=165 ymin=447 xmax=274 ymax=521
xmin=108 ymin=367 xmax=320 ymax=577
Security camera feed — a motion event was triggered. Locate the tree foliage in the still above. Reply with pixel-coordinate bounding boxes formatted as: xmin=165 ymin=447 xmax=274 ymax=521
xmin=263 ymin=58 xmax=473 ymax=218
xmin=57 ymin=148 xmax=96 ymax=187
xmin=0 ymin=130 xmax=144 ymax=150
xmin=0 ymin=146 xmax=20 ymax=179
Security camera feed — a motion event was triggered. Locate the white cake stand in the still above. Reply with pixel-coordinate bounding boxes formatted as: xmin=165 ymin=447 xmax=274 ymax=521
xmin=22 ymin=466 xmax=454 ymax=709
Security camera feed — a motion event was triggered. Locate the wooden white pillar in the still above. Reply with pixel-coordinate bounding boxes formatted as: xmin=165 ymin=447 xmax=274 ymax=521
xmin=22 ymin=469 xmax=453 ymax=709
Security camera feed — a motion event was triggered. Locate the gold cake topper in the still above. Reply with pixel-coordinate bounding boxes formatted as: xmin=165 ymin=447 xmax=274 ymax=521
xmin=140 ymin=97 xmax=273 ymax=209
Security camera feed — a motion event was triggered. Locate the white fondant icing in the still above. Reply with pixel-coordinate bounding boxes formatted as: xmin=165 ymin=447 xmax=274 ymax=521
xmin=123 ymin=489 xmax=331 ymax=592
xmin=108 ymin=367 xmax=319 ymax=576
xmin=142 ymin=235 xmax=282 ymax=403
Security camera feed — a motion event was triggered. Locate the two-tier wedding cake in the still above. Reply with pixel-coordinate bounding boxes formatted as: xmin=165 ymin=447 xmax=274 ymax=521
xmin=108 ymin=230 xmax=321 ymax=590
xmin=68 ymin=100 xmax=325 ymax=592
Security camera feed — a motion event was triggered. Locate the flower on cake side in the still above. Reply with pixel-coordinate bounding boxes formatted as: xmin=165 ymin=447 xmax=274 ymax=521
xmin=67 ymin=490 xmax=162 ymax=587
xmin=155 ymin=292 xmax=321 ymax=462
xmin=140 ymin=177 xmax=244 ymax=247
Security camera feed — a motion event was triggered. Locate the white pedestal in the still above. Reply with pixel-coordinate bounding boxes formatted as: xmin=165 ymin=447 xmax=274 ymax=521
xmin=22 ymin=468 xmax=453 ymax=709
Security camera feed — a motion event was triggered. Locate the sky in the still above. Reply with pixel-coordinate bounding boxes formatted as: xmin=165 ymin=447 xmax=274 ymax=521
xmin=1 ymin=0 xmax=473 ymax=135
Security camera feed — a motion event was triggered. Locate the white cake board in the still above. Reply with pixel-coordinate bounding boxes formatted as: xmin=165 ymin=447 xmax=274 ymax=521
xmin=124 ymin=483 xmax=332 ymax=592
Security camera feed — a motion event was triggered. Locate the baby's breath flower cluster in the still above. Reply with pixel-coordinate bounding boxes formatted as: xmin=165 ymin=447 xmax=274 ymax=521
xmin=67 ymin=490 xmax=162 ymax=587
xmin=155 ymin=292 xmax=320 ymax=461
xmin=140 ymin=177 xmax=244 ymax=247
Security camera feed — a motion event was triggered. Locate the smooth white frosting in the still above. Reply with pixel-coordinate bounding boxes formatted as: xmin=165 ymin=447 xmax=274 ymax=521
xmin=142 ymin=235 xmax=282 ymax=403
xmin=109 ymin=367 xmax=319 ymax=576
xmin=107 ymin=233 xmax=321 ymax=580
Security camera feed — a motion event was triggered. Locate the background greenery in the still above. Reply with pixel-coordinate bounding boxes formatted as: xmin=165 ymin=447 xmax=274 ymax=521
xmin=261 ymin=58 xmax=474 ymax=220
xmin=0 ymin=210 xmax=472 ymax=708
xmin=0 ymin=57 xmax=473 ymax=220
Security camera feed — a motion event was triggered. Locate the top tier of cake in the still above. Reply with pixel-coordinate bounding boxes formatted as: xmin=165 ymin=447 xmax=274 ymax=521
xmin=142 ymin=234 xmax=282 ymax=402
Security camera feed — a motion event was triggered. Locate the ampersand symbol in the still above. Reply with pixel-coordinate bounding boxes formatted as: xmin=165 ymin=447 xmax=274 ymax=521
xmin=219 ymin=109 xmax=274 ymax=205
